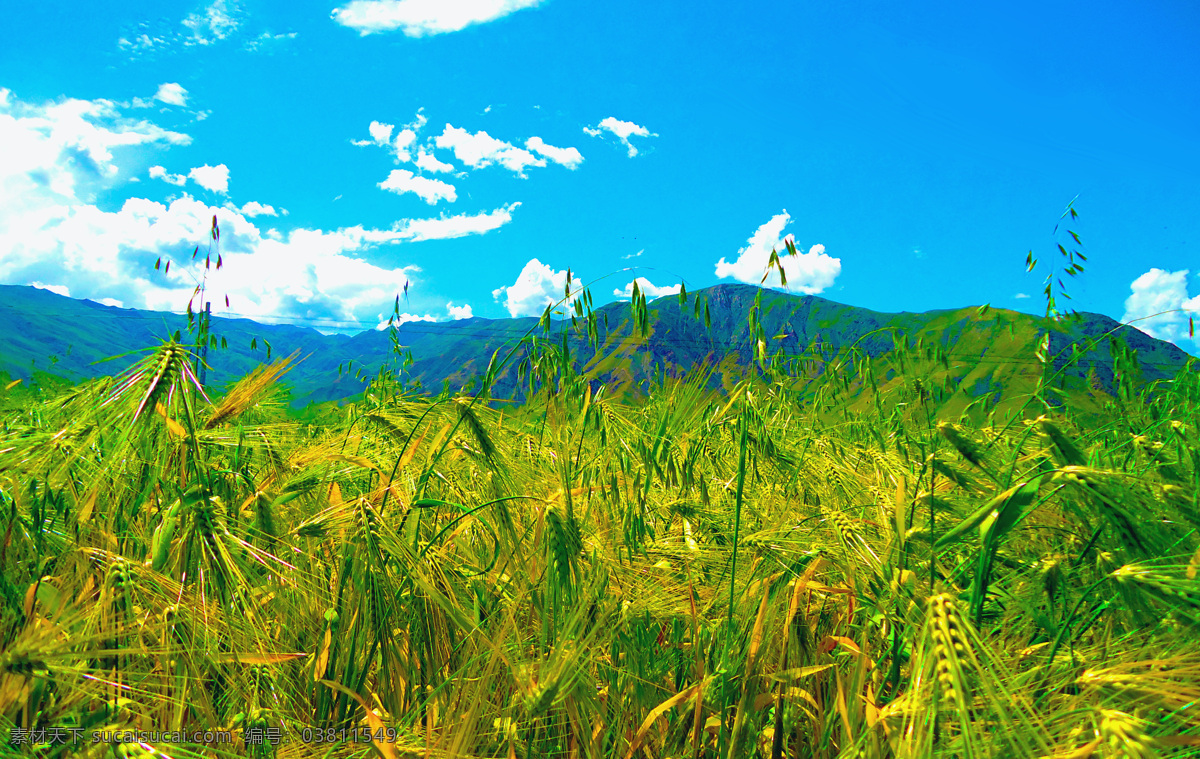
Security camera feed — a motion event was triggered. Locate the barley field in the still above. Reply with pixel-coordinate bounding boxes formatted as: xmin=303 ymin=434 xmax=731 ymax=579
xmin=2 ymin=306 xmax=1199 ymax=758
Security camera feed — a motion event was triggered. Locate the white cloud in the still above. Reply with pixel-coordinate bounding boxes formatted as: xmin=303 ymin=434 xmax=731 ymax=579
xmin=714 ymin=211 xmax=841 ymax=294
xmin=245 ymin=30 xmax=297 ymax=52
xmin=0 ymin=88 xmax=517 ymax=336
xmin=369 ymin=121 xmax=395 ymax=146
xmin=154 ymin=83 xmax=189 ymax=107
xmin=379 ymin=169 xmax=457 ymax=204
xmin=398 ymin=202 xmax=519 ymax=241
xmin=118 ymin=33 xmax=168 ymax=56
xmin=434 ymin=124 xmax=544 ymax=176
xmin=525 ymin=136 xmax=583 ymax=169
xmin=392 ymin=128 xmax=417 ymax=163
xmin=188 ymin=164 xmax=229 ymax=194
xmin=183 ymin=0 xmax=241 ymax=45
xmin=378 ymin=312 xmax=437 ymax=330
xmin=149 ymin=165 xmax=188 ymax=186
xmin=584 ymin=116 xmax=656 ymax=157
xmin=239 ymin=200 xmax=276 ymax=217
xmin=613 ymin=277 xmax=681 ymax=300
xmin=491 ymin=258 xmax=582 ymax=317
xmin=415 ymin=149 xmax=455 ymax=173
xmin=331 ymin=0 xmax=543 ymax=36
xmin=0 ymin=88 xmax=191 ymax=210
xmin=1122 ymin=268 xmax=1200 ymax=347
xmin=447 ymin=301 xmax=473 ymax=319
xmin=31 ymin=281 xmax=71 ymax=298
xmin=353 ymin=117 xmax=423 ymax=163
xmin=99 ymin=297 xmax=124 ymax=308
xmin=1014 ymin=293 xmax=1030 ymax=299
xmin=622 ymin=249 xmax=643 ymax=260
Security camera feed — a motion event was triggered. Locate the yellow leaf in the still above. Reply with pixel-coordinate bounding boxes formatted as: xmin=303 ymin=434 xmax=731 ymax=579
xmin=770 ymin=664 xmax=835 ymax=683
xmin=318 ymin=680 xmax=399 ymax=759
xmin=624 ymin=679 xmax=710 ymax=759
xmin=313 ymin=627 xmax=332 ymax=682
xmin=155 ymin=402 xmax=187 ymax=438
xmin=215 ymin=652 xmax=307 ymax=665
xmin=4 ymin=379 xmax=21 ymax=390
xmin=397 ymin=430 xmax=426 ymax=471
xmin=79 ymin=488 xmax=98 ymax=524
xmin=325 ymin=454 xmax=380 ymax=472
xmin=23 ymin=580 xmax=39 ymax=619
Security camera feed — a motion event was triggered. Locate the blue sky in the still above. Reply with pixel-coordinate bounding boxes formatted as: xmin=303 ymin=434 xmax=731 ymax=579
xmin=2 ymin=0 xmax=1198 ymax=352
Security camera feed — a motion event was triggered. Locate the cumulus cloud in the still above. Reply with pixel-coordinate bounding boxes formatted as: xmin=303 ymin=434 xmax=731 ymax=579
xmin=583 ymin=116 xmax=656 ymax=157
xmin=378 ymin=312 xmax=437 ymax=330
xmin=525 ymin=136 xmax=583 ymax=169
xmin=376 ymin=301 xmax=472 ymax=329
xmin=391 ymin=128 xmax=418 ymax=163
xmin=613 ymin=276 xmax=681 ymax=300
xmin=434 ymin=124 xmax=544 ymax=176
xmin=0 ymin=88 xmax=517 ymax=335
xmin=714 ymin=211 xmax=841 ymax=294
xmin=491 ymin=258 xmax=582 ymax=317
xmin=154 ymin=83 xmax=189 ymax=107
xmin=446 ymin=301 xmax=473 ymax=319
xmin=414 ymin=149 xmax=456 ymax=173
xmin=379 ymin=169 xmax=457 ymax=204
xmin=353 ymin=116 xmax=423 ymax=163
xmin=368 ymin=121 xmax=395 ymax=146
xmin=332 ymin=0 xmax=543 ymax=37
xmin=1122 ymin=268 xmax=1200 ymax=347
xmin=31 ymin=281 xmax=71 ymax=298
xmin=238 ymin=200 xmax=276 ymax=217
xmin=0 ymin=88 xmax=190 ymax=209
xmin=149 ymin=165 xmax=188 ymax=186
xmin=183 ymin=0 xmax=241 ymax=45
xmin=188 ymin=163 xmax=230 ymax=194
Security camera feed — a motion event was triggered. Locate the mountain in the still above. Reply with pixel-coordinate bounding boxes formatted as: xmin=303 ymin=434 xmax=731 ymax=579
xmin=0 ymin=283 xmax=1192 ymax=408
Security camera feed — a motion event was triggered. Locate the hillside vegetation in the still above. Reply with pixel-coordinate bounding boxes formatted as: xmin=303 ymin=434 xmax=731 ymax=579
xmin=2 ymin=282 xmax=1191 ymax=407
xmin=1 ymin=283 xmax=1199 ymax=759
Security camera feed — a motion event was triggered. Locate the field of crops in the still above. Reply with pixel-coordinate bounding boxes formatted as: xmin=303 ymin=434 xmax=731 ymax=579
xmin=2 ymin=315 xmax=1199 ymax=758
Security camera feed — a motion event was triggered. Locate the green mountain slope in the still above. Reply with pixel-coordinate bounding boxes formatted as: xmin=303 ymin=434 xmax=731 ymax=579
xmin=0 ymin=283 xmax=1191 ymax=407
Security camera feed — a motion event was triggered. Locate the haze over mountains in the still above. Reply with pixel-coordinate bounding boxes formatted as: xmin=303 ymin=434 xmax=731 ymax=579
xmin=0 ymin=283 xmax=1192 ymax=408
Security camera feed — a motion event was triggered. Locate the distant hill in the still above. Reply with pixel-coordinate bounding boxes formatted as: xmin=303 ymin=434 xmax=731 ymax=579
xmin=0 ymin=283 xmax=1192 ymax=409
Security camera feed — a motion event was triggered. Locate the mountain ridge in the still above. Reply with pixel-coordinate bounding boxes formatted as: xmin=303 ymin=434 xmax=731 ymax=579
xmin=0 ymin=283 xmax=1192 ymax=407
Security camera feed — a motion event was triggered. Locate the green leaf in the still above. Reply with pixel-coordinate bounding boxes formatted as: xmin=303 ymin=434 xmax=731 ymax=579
xmin=936 ymin=479 xmax=1042 ymax=549
xmin=978 ymin=477 xmax=1043 ymax=545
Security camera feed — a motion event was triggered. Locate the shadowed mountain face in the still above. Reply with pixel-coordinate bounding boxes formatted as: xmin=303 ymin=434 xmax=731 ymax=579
xmin=0 ymin=283 xmax=1192 ymax=406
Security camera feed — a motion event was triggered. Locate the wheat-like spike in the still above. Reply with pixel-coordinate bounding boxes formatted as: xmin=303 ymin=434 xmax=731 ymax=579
xmin=204 ymin=351 xmax=297 ymax=429
xmin=1099 ymin=709 xmax=1158 ymax=759
xmin=1056 ymin=467 xmax=1151 ymax=557
xmin=1111 ymin=564 xmax=1200 ymax=625
xmin=455 ymin=397 xmax=498 ymax=463
xmin=821 ymin=506 xmax=857 ymax=544
xmin=523 ymin=676 xmax=560 ymax=719
xmin=938 ymin=421 xmax=985 ymax=467
xmin=1036 ymin=416 xmax=1087 ymax=466
xmin=929 ymin=593 xmax=973 ymax=712
xmin=545 ymin=502 xmax=582 ymax=597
